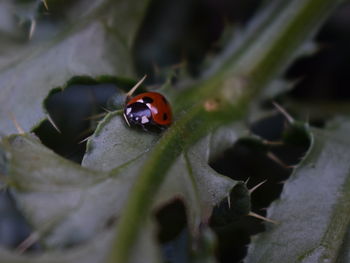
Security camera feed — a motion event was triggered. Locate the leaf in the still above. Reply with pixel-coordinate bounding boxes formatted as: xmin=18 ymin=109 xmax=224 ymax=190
xmin=83 ymin=111 xmax=245 ymax=231
xmin=82 ymin=112 xmax=245 ymax=261
xmin=245 ymin=118 xmax=350 ymax=263
xmin=1 ymin=109 xmax=244 ymax=262
xmin=0 ymin=0 xmax=149 ymax=135
xmin=2 ymin=133 xmax=162 ymax=262
xmin=82 ymin=111 xmax=159 ymax=171
xmin=0 ymin=227 xmax=160 ymax=263
xmin=0 ymin=231 xmax=113 ymax=263
xmin=5 ymin=134 xmax=110 ymax=246
xmin=0 ymin=1 xmax=21 ymax=39
xmin=5 ymin=134 xmax=146 ymax=248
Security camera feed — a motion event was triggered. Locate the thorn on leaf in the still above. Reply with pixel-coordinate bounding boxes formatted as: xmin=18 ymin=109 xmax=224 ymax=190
xmin=248 ymin=211 xmax=278 ymax=224
xmin=272 ymin=101 xmax=294 ymax=124
xmin=9 ymin=113 xmax=25 ymax=134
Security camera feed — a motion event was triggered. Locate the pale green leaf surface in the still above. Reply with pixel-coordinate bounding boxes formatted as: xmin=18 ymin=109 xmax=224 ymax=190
xmin=0 ymin=226 xmax=160 ymax=263
xmin=4 ymin=134 xmax=136 ymax=247
xmin=245 ymin=119 xmax=350 ymax=263
xmin=82 ymin=111 xmax=158 ymax=171
xmin=0 ymin=0 xmax=149 ymax=135
xmin=0 ymin=231 xmax=113 ymax=263
xmin=2 ymin=134 xmax=161 ymax=263
xmin=158 ymin=125 xmax=245 ymax=230
xmin=0 ymin=112 xmax=239 ymax=261
xmin=83 ymin=112 xmax=245 ymax=261
xmin=83 ymin=112 xmax=245 ymax=233
xmin=0 ymin=1 xmax=19 ymax=38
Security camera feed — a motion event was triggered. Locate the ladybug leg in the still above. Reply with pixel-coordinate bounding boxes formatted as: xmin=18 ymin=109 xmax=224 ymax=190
xmin=158 ymin=125 xmax=167 ymax=132
xmin=141 ymin=125 xmax=149 ymax=132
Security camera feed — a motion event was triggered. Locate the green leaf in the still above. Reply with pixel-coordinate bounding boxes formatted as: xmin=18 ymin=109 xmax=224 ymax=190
xmin=1 ymin=111 xmax=242 ymax=261
xmin=0 ymin=0 xmax=149 ymax=135
xmin=0 ymin=234 xmax=112 ymax=263
xmin=0 ymin=227 xmax=160 ymax=263
xmin=83 ymin=112 xmax=245 ymax=262
xmin=5 ymin=134 xmax=110 ymax=246
xmin=82 ymin=111 xmax=159 ymax=171
xmin=83 ymin=111 xmax=244 ymax=233
xmin=2 ymin=134 xmax=161 ymax=262
xmin=245 ymin=118 xmax=350 ymax=263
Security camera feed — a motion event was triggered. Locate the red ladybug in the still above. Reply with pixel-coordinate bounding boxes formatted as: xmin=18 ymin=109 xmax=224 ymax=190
xmin=123 ymin=76 xmax=172 ymax=131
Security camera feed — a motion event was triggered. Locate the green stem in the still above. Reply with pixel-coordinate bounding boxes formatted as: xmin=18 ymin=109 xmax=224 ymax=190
xmin=107 ymin=0 xmax=344 ymax=262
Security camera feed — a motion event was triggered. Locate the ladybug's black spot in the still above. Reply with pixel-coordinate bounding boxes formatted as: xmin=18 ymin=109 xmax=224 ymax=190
xmin=162 ymin=97 xmax=168 ymax=104
xmin=142 ymin=96 xmax=154 ymax=104
xmin=163 ymin=113 xmax=168 ymax=120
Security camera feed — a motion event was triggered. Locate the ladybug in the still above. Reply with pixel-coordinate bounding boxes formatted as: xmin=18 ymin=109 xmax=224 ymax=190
xmin=123 ymin=76 xmax=172 ymax=131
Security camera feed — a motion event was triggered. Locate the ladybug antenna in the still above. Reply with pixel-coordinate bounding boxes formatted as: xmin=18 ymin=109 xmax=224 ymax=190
xmin=126 ymin=75 xmax=147 ymax=98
